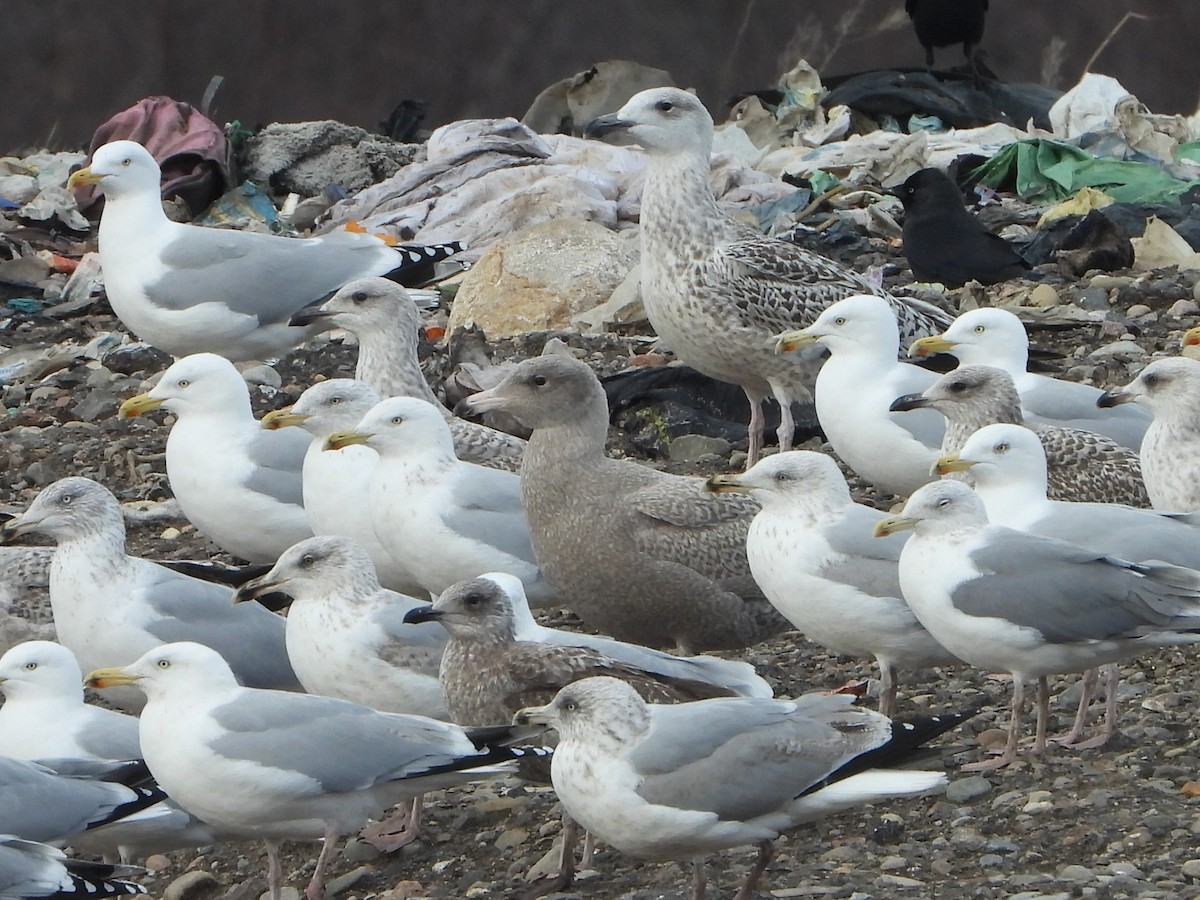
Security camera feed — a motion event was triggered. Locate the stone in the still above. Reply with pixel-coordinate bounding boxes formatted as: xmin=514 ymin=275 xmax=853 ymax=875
xmin=1076 ymin=287 xmax=1111 ymax=310
xmin=668 ymin=434 xmax=733 ymax=463
xmin=1126 ymin=303 xmax=1153 ymax=318
xmin=324 ymin=865 xmax=372 ymax=896
xmin=945 ymin=775 xmax=992 ymax=804
xmin=1027 ymin=284 xmax=1060 ymax=308
xmin=1058 ymin=864 xmax=1095 ymax=882
xmin=1169 ymin=298 xmax=1200 ymax=317
xmin=448 ymin=219 xmax=638 ymax=338
xmin=163 ymin=871 xmax=220 ymax=900
xmin=1088 ymin=340 xmax=1146 ymax=360
xmin=494 ymin=827 xmax=528 ymax=850
xmin=1182 ymin=859 xmax=1200 ymax=878
xmin=341 ymin=839 xmax=382 ymax=863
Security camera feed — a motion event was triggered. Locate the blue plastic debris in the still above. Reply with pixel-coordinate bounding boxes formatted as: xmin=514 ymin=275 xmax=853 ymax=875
xmin=5 ymin=297 xmax=43 ymax=314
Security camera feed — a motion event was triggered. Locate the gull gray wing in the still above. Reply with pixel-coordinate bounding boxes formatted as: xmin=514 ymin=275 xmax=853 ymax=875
xmin=152 ymin=227 xmax=397 ymax=324
xmin=72 ymin=710 xmax=142 ymax=763
xmin=1033 ymin=505 xmax=1200 ymax=569
xmin=631 ymin=694 xmax=890 ymax=820
xmin=952 ymin=530 xmax=1200 ymax=642
xmin=208 ymin=693 xmax=478 ymax=792
xmin=243 ymin=428 xmax=309 ymax=508
xmin=817 ymin=504 xmax=906 ymax=597
xmin=442 ymin=467 xmax=538 ymax=565
xmin=0 ymin=758 xmax=146 ymax=843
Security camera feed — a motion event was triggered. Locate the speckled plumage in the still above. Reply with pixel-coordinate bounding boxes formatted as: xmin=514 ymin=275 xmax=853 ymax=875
xmin=300 ymin=278 xmax=524 ymax=472
xmin=458 ymin=356 xmax=788 ymax=654
xmin=586 ymin=88 xmax=951 ymax=462
xmin=903 ymin=365 xmax=1149 ymax=507
xmin=410 ymin=577 xmax=736 ymax=728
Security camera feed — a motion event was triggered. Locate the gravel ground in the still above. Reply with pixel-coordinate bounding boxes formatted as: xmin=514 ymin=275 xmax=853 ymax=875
xmin=4 ymin=231 xmax=1200 ymax=900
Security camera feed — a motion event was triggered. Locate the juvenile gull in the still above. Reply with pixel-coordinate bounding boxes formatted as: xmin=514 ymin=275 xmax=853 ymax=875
xmin=908 ymin=307 xmax=1150 ymax=448
xmin=67 ymin=140 xmax=462 ymax=361
xmin=85 ymin=642 xmax=545 ymax=900
xmin=1099 ymin=357 xmax=1200 ymax=511
xmin=327 ymin=397 xmax=554 ymax=604
xmin=874 ymin=480 xmax=1200 ymax=769
xmin=707 ymin=452 xmax=957 ymax=715
xmin=584 ymin=87 xmax=950 ymax=464
xmin=260 ymin=379 xmax=424 ymax=595
xmin=937 ymin=422 xmax=1200 ymax=745
xmin=233 ymin=536 xmax=448 ymax=719
xmin=775 ymin=295 xmax=945 ymax=497
xmin=0 ymin=478 xmax=299 ymax=710
xmin=119 ymin=353 xmax=312 ymax=563
xmin=891 ymin=365 xmax=1150 ymax=506
xmin=290 ymin=278 xmax=524 ymax=471
xmin=0 ymin=547 xmax=52 ymax=613
xmin=515 ymin=677 xmax=961 ymax=899
xmin=458 ymin=356 xmax=788 ymax=653
xmin=0 ymin=836 xmax=145 ymax=899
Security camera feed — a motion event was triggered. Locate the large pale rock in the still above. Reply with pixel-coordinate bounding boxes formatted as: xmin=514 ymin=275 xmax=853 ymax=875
xmin=449 ymin=219 xmax=637 ymax=337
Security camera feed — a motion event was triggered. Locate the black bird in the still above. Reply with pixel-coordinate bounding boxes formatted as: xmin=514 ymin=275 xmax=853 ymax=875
xmin=905 ymin=0 xmax=988 ymax=69
xmin=892 ymin=167 xmax=1030 ymax=287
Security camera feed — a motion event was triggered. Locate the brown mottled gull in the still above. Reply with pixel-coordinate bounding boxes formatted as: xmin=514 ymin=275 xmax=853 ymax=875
xmin=891 ymin=365 xmax=1150 ymax=507
xmin=584 ymin=87 xmax=951 ymax=463
xmin=290 ymin=277 xmax=524 ymax=472
xmin=458 ymin=355 xmax=788 ymax=654
xmin=1098 ymin=358 xmax=1200 ymax=511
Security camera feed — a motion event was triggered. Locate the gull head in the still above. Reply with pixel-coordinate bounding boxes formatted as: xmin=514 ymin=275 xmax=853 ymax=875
xmin=278 ymin=379 xmax=381 ymax=439
xmin=292 ymin=277 xmax=421 ymax=335
xmin=234 ymin=534 xmax=378 ymax=606
xmin=945 ymin=423 xmax=1047 ymax=485
xmin=873 ymin=480 xmax=987 ymax=538
xmin=891 ymin=365 xmax=1021 ymax=419
xmin=1098 ymin=357 xmax=1200 ymax=420
xmin=0 ymin=640 xmax=84 ymax=701
xmin=909 ymin=307 xmax=1028 ymax=368
xmin=707 ymin=450 xmax=850 ymax=510
xmin=346 ymin=396 xmax=455 ymax=459
xmin=514 ymin=676 xmax=652 ymax=746
xmin=0 ymin=477 xmax=121 ymax=544
xmin=85 ymin=641 xmax=239 ymax=701
xmin=584 ymin=88 xmax=713 ymax=157
xmin=404 ymin=576 xmax=517 ymax=642
xmin=455 ymin=355 xmax=604 ymax=431
xmin=67 ymin=140 xmax=160 ymax=199
xmin=776 ymin=295 xmax=899 ymax=357
xmin=121 ymin=353 xmax=250 ymax=420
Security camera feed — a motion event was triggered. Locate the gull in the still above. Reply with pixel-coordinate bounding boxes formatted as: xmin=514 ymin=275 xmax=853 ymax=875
xmin=458 ymin=355 xmax=788 ymax=653
xmin=1099 ymin=357 xmax=1200 ymax=511
xmin=908 ymin=306 xmax=1150 ymax=448
xmin=327 ymin=396 xmax=554 ymax=604
xmin=515 ymin=677 xmax=961 ymax=899
xmin=937 ymin=422 xmax=1200 ymax=746
xmin=85 ymin=642 xmax=546 ymax=900
xmin=874 ymin=480 xmax=1200 ymax=769
xmin=0 ymin=836 xmax=145 ymax=899
xmin=707 ymin=452 xmax=957 ymax=715
xmin=260 ymin=379 xmax=425 ymax=595
xmin=289 ymin=277 xmax=524 ymax=471
xmin=67 ymin=140 xmax=461 ymax=361
xmin=0 ymin=477 xmax=299 ymax=710
xmin=584 ymin=87 xmax=950 ymax=464
xmin=775 ymin=295 xmax=945 ymax=497
xmin=892 ymin=364 xmax=1149 ymax=506
xmin=119 ymin=353 xmax=312 ymax=563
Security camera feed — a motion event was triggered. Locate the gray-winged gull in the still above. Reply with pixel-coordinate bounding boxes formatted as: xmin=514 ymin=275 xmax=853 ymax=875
xmin=1098 ymin=357 xmax=1200 ymax=511
xmin=908 ymin=307 xmax=1150 ymax=448
xmin=67 ymin=140 xmax=462 ymax=361
xmin=0 ymin=756 xmax=162 ymax=844
xmin=327 ymin=396 xmax=554 ymax=604
xmin=260 ymin=379 xmax=425 ymax=596
xmin=937 ymin=422 xmax=1200 ymax=746
xmin=0 ymin=477 xmax=300 ymax=710
xmin=515 ymin=677 xmax=962 ymax=899
xmin=118 ymin=353 xmax=312 ymax=563
xmin=84 ymin=642 xmax=546 ymax=900
xmin=874 ymin=480 xmax=1200 ymax=769
xmin=707 ymin=451 xmax=957 ymax=715
xmin=891 ymin=364 xmax=1150 ymax=506
xmin=0 ymin=836 xmax=145 ymax=899
xmin=458 ymin=355 xmax=788 ymax=653
xmin=584 ymin=87 xmax=950 ymax=464
xmin=775 ymin=294 xmax=945 ymax=497
xmin=290 ymin=277 xmax=525 ymax=471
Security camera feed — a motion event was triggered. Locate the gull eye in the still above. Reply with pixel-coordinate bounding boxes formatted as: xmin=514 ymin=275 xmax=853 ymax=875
xmin=995 ymin=442 xmax=1010 ymax=454
xmin=157 ymin=659 xmax=170 ymax=669
xmin=121 ymin=158 xmax=132 ymax=167
xmin=59 ymin=493 xmax=73 ymax=506
xmin=177 ymin=379 xmax=190 ymax=388
xmin=329 ymin=397 xmax=341 ymax=405
xmin=561 ymin=697 xmax=578 ymax=712
xmin=936 ymin=497 xmax=951 ymax=508
xmin=775 ymin=472 xmax=791 ymax=482
xmin=1143 ymin=373 xmax=1160 ymax=388
xmin=299 ymin=554 xmax=315 ymax=569
xmin=834 ymin=317 xmax=847 ymax=326
xmin=23 ymin=661 xmax=37 ymax=671
xmin=654 ymin=99 xmax=674 ymax=112
xmin=463 ymin=592 xmax=484 ymax=607
xmin=390 ymin=416 xmax=404 ymax=425
xmin=974 ymin=325 xmax=986 ymax=334
xmin=533 ymin=375 xmax=547 ymax=387
xmin=948 ymin=381 xmax=967 ymax=393
xmin=352 ymin=291 xmax=368 ymax=304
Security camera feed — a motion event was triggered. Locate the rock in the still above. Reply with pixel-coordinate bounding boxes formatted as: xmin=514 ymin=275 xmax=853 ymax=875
xmin=144 ymin=854 xmax=172 ymax=873
xmin=1027 ymin=284 xmax=1060 ymax=307
xmin=945 ymin=775 xmax=992 ymax=804
xmin=341 ymin=839 xmax=382 ymax=863
xmin=573 ymin=261 xmax=646 ymax=333
xmin=1169 ymin=298 xmax=1200 ymax=317
xmin=102 ymin=344 xmax=172 ymax=376
xmin=324 ymin=865 xmax=372 ymax=896
xmin=1182 ymin=859 xmax=1200 ymax=878
xmin=668 ymin=434 xmax=733 ymax=463
xmin=494 ymin=827 xmax=528 ymax=850
xmin=1076 ymin=287 xmax=1111 ymax=310
xmin=163 ymin=870 xmax=220 ymax=900
xmin=1057 ymin=864 xmax=1095 ymax=882
xmin=448 ymin=219 xmax=638 ymax=338
xmin=1126 ymin=303 xmax=1153 ymax=318
xmin=1088 ymin=340 xmax=1146 ymax=361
